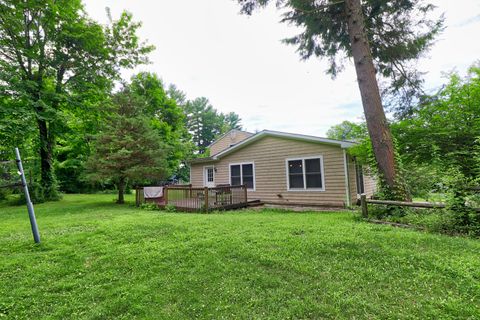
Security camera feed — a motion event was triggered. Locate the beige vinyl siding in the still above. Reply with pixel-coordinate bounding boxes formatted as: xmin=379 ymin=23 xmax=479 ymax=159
xmin=191 ymin=136 xmax=349 ymax=207
xmin=190 ymin=164 xmax=205 ymax=186
xmin=347 ymin=155 xmax=358 ymax=204
xmin=346 ymin=160 xmax=377 ymax=203
xmin=209 ymin=130 xmax=253 ymax=156
xmin=363 ymin=170 xmax=377 ymax=198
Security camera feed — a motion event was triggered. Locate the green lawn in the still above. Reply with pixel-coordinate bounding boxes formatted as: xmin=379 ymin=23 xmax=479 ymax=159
xmin=1 ymin=194 xmax=479 ymax=319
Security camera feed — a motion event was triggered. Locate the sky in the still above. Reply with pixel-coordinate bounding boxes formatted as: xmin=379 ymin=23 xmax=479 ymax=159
xmin=83 ymin=0 xmax=480 ymax=136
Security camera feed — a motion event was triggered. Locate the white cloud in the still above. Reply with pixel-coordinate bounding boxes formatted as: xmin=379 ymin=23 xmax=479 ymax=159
xmin=83 ymin=0 xmax=479 ymax=136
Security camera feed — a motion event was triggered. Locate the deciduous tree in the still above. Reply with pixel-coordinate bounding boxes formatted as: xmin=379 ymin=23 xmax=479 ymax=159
xmin=0 ymin=0 xmax=153 ymax=199
xmin=326 ymin=120 xmax=366 ymax=141
xmin=394 ymin=66 xmax=480 ymax=180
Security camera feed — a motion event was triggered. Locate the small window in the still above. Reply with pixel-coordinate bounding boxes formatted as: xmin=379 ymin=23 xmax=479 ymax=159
xmin=288 ymin=160 xmax=304 ymax=189
xmin=305 ymin=158 xmax=322 ymax=188
xmin=206 ymin=168 xmax=214 ymax=182
xmin=287 ymin=156 xmax=324 ymax=191
xmin=230 ymin=163 xmax=255 ymax=190
xmin=230 ymin=165 xmax=242 ymax=186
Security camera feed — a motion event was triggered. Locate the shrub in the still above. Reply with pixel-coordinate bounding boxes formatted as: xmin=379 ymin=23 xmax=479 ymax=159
xmin=164 ymin=204 xmax=176 ymax=212
xmin=140 ymin=203 xmax=159 ymax=211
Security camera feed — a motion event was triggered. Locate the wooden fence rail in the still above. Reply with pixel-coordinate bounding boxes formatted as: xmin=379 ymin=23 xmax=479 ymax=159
xmin=360 ymin=194 xmax=480 ymax=217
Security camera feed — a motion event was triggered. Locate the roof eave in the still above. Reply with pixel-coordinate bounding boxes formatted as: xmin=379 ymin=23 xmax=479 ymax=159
xmin=212 ymin=130 xmax=356 ymax=159
xmin=188 ymin=157 xmax=217 ymax=164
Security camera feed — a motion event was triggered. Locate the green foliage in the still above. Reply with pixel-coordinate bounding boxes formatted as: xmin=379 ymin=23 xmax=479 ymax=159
xmin=87 ymin=88 xmax=169 ymax=203
xmin=129 ymin=72 xmax=193 ymax=178
xmin=329 ymin=120 xmax=409 ymax=200
xmin=376 ymin=139 xmax=410 ymax=201
xmin=16 ymin=181 xmax=50 ymax=205
xmin=368 ymin=206 xmax=454 ymax=234
xmin=392 ymin=65 xmax=480 ymax=202
xmin=0 ymin=0 xmax=153 ymax=199
xmin=140 ymin=202 xmax=159 ymax=211
xmin=402 ymin=163 xmax=441 ymax=201
xmin=164 ymin=203 xmax=177 ymax=212
xmin=326 ymin=120 xmax=367 ymax=141
xmin=1 ymin=194 xmax=479 ymax=318
xmin=394 ymin=66 xmax=480 ymax=179
xmin=183 ymin=97 xmax=242 ymax=154
xmin=237 ymin=0 xmax=443 ymax=115
xmin=442 ymin=171 xmax=480 ymax=236
xmin=364 ymin=169 xmax=480 ymax=237
xmin=333 ymin=65 xmax=480 ymax=202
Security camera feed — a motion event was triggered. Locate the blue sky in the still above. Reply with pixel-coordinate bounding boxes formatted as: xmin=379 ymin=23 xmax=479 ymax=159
xmin=83 ymin=0 xmax=480 ymax=136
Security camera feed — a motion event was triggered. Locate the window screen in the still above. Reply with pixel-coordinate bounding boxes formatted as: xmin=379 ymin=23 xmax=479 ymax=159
xmin=230 ymin=165 xmax=241 ymax=186
xmin=288 ymin=160 xmax=304 ymax=189
xmin=230 ymin=163 xmax=255 ymax=189
xmin=288 ymin=157 xmax=323 ymax=190
xmin=305 ymin=158 xmax=322 ymax=189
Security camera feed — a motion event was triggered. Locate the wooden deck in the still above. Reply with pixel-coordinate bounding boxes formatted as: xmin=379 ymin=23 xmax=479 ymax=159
xmin=135 ymin=185 xmax=248 ymax=212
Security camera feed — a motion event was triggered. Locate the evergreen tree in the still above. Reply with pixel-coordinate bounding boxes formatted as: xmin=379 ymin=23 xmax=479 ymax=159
xmin=87 ymin=89 xmax=168 ymax=204
xmin=184 ymin=98 xmax=243 ymax=154
xmin=236 ymin=0 xmax=443 ymax=199
xmin=223 ymin=112 xmax=242 ymax=131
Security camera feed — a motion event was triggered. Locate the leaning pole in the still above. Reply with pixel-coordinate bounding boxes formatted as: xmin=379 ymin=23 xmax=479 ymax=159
xmin=15 ymin=148 xmax=41 ymax=244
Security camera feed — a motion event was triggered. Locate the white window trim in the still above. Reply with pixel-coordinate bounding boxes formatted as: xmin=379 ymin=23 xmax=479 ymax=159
xmin=203 ymin=165 xmax=215 ymax=187
xmin=228 ymin=162 xmax=256 ymax=191
xmin=285 ymin=155 xmax=326 ymax=192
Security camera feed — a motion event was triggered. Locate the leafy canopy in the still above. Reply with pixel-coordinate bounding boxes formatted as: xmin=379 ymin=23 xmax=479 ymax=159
xmin=326 ymin=120 xmax=367 ymax=141
xmin=0 ymin=0 xmax=154 ymax=198
xmin=393 ymin=66 xmax=480 ymax=179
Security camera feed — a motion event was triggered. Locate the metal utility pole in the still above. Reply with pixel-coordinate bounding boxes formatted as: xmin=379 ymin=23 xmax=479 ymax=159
xmin=15 ymin=148 xmax=41 ymax=244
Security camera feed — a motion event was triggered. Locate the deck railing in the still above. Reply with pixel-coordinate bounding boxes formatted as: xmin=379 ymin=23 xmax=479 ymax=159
xmin=136 ymin=184 xmax=248 ymax=212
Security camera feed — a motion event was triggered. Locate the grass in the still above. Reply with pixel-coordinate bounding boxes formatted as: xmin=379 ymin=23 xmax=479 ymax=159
xmin=1 ymin=194 xmax=479 ymax=319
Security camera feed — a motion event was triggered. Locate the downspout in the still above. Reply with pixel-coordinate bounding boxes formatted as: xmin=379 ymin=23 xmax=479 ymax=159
xmin=343 ymin=149 xmax=351 ymax=207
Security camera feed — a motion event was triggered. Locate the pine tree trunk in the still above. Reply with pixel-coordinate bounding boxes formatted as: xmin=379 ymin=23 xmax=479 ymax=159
xmin=345 ymin=0 xmax=400 ymax=196
xmin=117 ymin=177 xmax=126 ymax=204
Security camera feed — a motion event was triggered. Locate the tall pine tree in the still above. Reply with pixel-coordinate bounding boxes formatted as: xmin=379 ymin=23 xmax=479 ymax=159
xmin=236 ymin=0 xmax=443 ymax=199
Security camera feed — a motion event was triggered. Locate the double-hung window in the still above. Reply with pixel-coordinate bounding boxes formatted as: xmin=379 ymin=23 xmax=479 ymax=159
xmin=230 ymin=162 xmax=255 ymax=190
xmin=286 ymin=156 xmax=325 ymax=191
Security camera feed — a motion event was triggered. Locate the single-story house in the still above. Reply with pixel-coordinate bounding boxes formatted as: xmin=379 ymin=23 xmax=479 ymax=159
xmin=189 ymin=129 xmax=376 ymax=208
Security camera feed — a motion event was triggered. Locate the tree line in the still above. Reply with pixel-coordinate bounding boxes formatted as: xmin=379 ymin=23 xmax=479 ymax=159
xmin=327 ymin=65 xmax=480 ymax=235
xmin=0 ymin=0 xmax=241 ymax=202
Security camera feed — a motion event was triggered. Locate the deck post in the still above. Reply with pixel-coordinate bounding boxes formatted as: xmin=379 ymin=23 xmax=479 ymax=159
xmin=164 ymin=187 xmax=169 ymax=205
xmin=204 ymin=187 xmax=209 ymax=212
xmin=243 ymin=184 xmax=247 ymax=204
xmin=361 ymin=193 xmax=368 ymax=218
